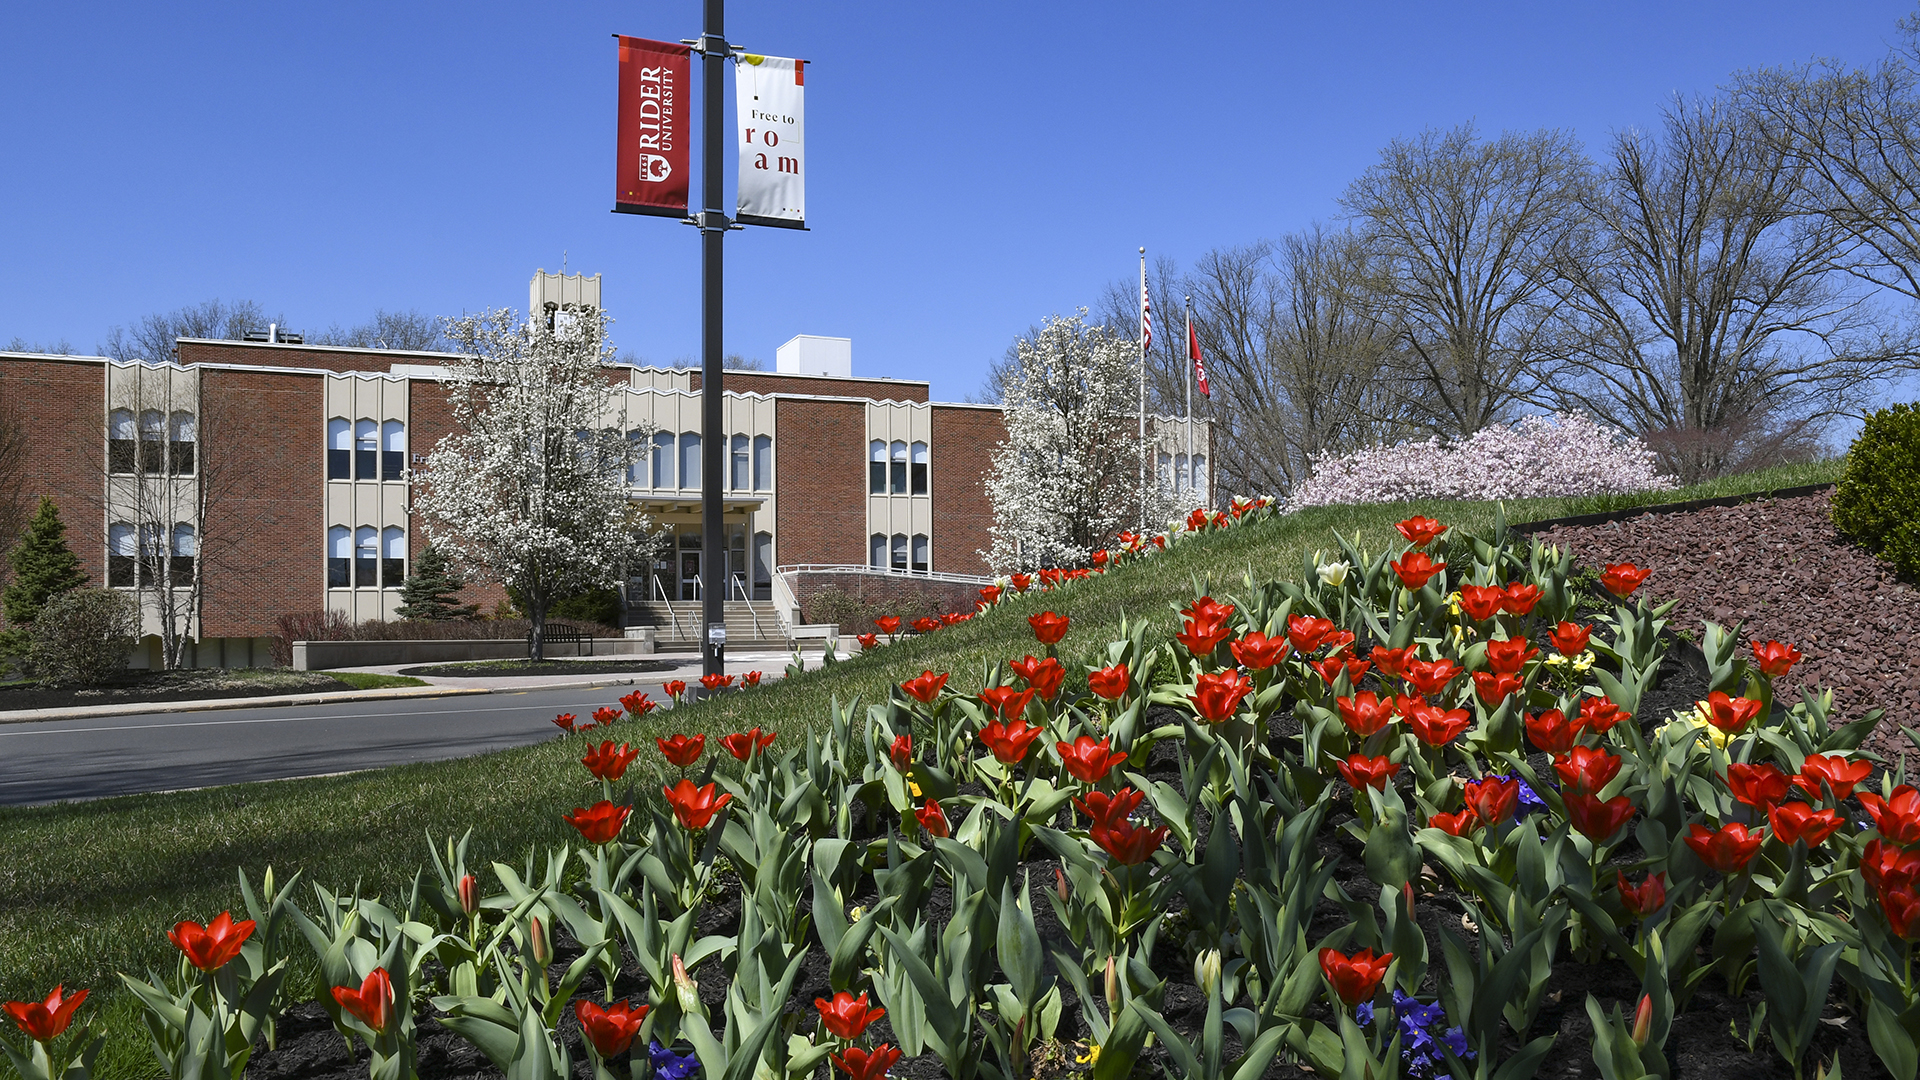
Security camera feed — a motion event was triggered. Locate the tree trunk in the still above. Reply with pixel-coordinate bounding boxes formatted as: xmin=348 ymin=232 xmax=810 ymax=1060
xmin=528 ymin=592 xmax=548 ymax=663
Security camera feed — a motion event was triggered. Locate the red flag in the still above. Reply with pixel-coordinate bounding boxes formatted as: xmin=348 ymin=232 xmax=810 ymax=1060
xmin=614 ymin=37 xmax=691 ymax=218
xmin=1140 ymin=279 xmax=1153 ymax=352
xmin=1188 ymin=320 xmax=1210 ymax=397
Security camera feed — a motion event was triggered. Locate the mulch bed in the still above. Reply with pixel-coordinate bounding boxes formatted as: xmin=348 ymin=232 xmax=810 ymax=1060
xmin=0 ymin=669 xmax=361 ymax=712
xmin=1531 ymin=488 xmax=1920 ymax=761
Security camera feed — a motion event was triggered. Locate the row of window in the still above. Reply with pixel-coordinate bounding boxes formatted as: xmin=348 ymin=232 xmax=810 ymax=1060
xmin=327 ymin=525 xmax=407 ymax=588
xmin=106 ymin=522 xmax=196 ymax=586
xmin=869 ymin=532 xmax=931 ymax=574
xmin=328 ymin=418 xmax=408 ymax=482
xmin=628 ymin=431 xmax=773 ymax=492
xmin=108 ymin=409 xmax=196 ymax=476
xmin=869 ymin=440 xmax=929 ymax=495
xmin=1157 ymin=452 xmax=1209 ymax=496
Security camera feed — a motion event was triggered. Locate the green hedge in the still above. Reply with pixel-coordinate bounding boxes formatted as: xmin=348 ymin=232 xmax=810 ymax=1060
xmin=1832 ymin=401 xmax=1920 ymax=580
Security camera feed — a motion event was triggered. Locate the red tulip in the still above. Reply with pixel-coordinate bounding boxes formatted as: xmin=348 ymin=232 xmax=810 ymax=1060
xmin=1554 ymin=746 xmax=1622 ymax=795
xmin=1702 ymin=691 xmax=1762 ymax=735
xmin=1009 ymin=573 xmax=1033 ymax=592
xmin=941 ymin=611 xmax=968 ymax=626
xmin=662 ymin=680 xmax=687 ymax=701
xmin=552 ymin=713 xmax=580 ymax=733
xmin=721 ymin=727 xmax=777 ymax=761
xmin=1074 ymin=788 xmax=1146 ymax=835
xmin=1177 ymin=617 xmax=1233 ymax=657
xmin=332 ymin=968 xmax=394 ymax=1034
xmin=1577 ymin=696 xmax=1631 ymax=734
xmin=657 ymin=734 xmax=706 ymax=768
xmin=582 ymin=741 xmax=640 ymax=781
xmin=1464 ymin=776 xmax=1519 ymax=826
xmin=1190 ymin=670 xmax=1254 ymax=723
xmin=1684 ymin=822 xmax=1763 ymax=874
xmin=1566 ymin=792 xmax=1635 ymax=842
xmin=1483 ymin=638 xmax=1538 ymax=676
xmin=914 ymin=799 xmax=950 ymax=838
xmin=592 ymin=706 xmax=623 ymax=727
xmin=1391 ymin=551 xmax=1446 ymax=590
xmin=1526 ymin=709 xmax=1577 ymax=755
xmin=1402 ymin=657 xmax=1464 ymax=696
xmin=1337 ymin=692 xmax=1396 ymax=737
xmin=832 ymin=1045 xmax=904 ymax=1080
xmin=979 ymin=717 xmax=1046 ymax=764
xmin=1616 ymin=872 xmax=1667 ymax=919
xmin=1768 ymin=802 xmax=1845 ymax=848
xmin=1751 ymin=640 xmax=1803 ymax=678
xmin=1010 ymin=655 xmax=1067 ymax=700
xmin=1094 ymin=818 xmax=1168 ymax=865
xmin=1428 ymin=807 xmax=1479 ymax=835
xmin=979 ymin=685 xmax=1038 ymax=720
xmin=1866 ymin=838 xmax=1920 ymax=895
xmin=1028 ymin=611 xmax=1070 ymax=644
xmin=1230 ymin=631 xmax=1289 ymax=670
xmin=1319 ymin=947 xmax=1395 ymax=1006
xmin=1547 ymin=622 xmax=1592 ymax=657
xmin=1088 ymin=663 xmax=1131 ymax=700
xmin=873 ymin=616 xmax=902 ymax=635
xmin=814 ymin=991 xmax=885 ymax=1040
xmin=1458 ymin=584 xmax=1505 ymax=621
xmin=1403 ymin=701 xmax=1473 ymax=746
xmin=978 ymin=587 xmax=1003 ymax=609
xmin=1336 ymin=753 xmax=1400 ymax=791
xmin=1090 ymin=550 xmax=1111 ymax=568
xmin=1599 ymin=562 xmax=1652 ymax=598
xmin=1472 ymin=671 xmax=1525 ymax=706
xmin=856 ymin=632 xmax=880 ymax=649
xmin=564 ymin=800 xmax=633 ymax=844
xmin=1185 ymin=596 xmax=1236 ymax=624
xmin=4 ymin=986 xmax=88 ymax=1043
xmin=742 ymin=670 xmax=763 ymax=687
xmin=661 ymin=781 xmax=731 ymax=830
xmin=900 ymin=670 xmax=949 ymax=704
xmin=169 ymin=912 xmax=256 ymax=972
xmin=1370 ymin=644 xmax=1416 ymax=680
xmin=1793 ymin=754 xmax=1872 ymax=802
xmin=1882 ymin=887 xmax=1920 ymax=941
xmin=619 ymin=690 xmax=656 ymax=716
xmin=457 ymin=873 xmax=478 ymax=916
xmin=1860 ymin=787 xmax=1920 ymax=846
xmin=911 ymin=616 xmax=941 ymax=634
xmin=700 ymin=673 xmax=734 ymax=691
xmin=1723 ymin=763 xmax=1789 ymax=811
xmin=1286 ymin=615 xmax=1339 ymax=655
xmin=888 ymin=734 xmax=913 ymax=772
xmin=1395 ymin=516 xmax=1447 ymax=547
xmin=574 ymin=999 xmax=649 ymax=1057
xmin=1056 ymin=736 xmax=1128 ymax=784
xmin=1501 ymin=583 xmax=1543 ymax=615
xmin=1308 ymin=654 xmax=1369 ymax=686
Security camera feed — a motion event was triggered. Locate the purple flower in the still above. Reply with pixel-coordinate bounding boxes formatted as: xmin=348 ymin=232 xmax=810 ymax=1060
xmin=1356 ymin=1002 xmax=1374 ymax=1026
xmin=648 ymin=1041 xmax=700 ymax=1080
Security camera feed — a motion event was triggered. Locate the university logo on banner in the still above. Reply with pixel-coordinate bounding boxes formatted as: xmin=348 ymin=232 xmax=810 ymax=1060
xmin=736 ymin=55 xmax=805 ymax=229
xmin=614 ymin=36 xmax=690 ymax=217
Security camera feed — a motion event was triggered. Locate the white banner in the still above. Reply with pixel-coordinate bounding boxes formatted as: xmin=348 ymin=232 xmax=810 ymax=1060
xmin=736 ymin=55 xmax=805 ymax=229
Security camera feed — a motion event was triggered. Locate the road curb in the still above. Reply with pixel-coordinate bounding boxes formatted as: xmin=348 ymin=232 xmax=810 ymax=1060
xmin=0 ymin=685 xmax=496 ymax=726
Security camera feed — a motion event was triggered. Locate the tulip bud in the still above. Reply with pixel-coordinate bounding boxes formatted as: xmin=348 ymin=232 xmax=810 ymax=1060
xmin=672 ymin=954 xmax=701 ymax=1015
xmin=1403 ymin=882 xmax=1416 ymax=920
xmin=1055 ymin=867 xmax=1070 ymax=903
xmin=529 ymin=916 xmax=550 ymax=966
xmin=1195 ymin=949 xmax=1221 ymax=997
xmin=1631 ymin=994 xmax=1652 ymax=1046
xmin=457 ymin=873 xmax=478 ymax=916
xmin=1104 ymin=956 xmax=1120 ymax=1014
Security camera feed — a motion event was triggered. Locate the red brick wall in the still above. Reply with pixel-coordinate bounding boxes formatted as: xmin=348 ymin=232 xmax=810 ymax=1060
xmin=931 ymin=405 xmax=1003 ymax=576
xmin=177 ymin=339 xmax=419 ymax=373
xmin=793 ymin=569 xmax=986 ymax=632
xmin=0 ymin=357 xmax=106 ymax=603
xmin=404 ymin=378 xmax=509 ymax=615
xmin=774 ymin=398 xmax=867 ymax=566
xmin=692 ymin=370 xmax=929 ymax=403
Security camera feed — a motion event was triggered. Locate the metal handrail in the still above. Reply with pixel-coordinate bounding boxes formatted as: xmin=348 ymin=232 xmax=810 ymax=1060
xmin=651 ymin=575 xmax=684 ymax=641
xmin=729 ymin=574 xmax=765 ymax=639
xmin=774 ymin=563 xmax=996 ymax=586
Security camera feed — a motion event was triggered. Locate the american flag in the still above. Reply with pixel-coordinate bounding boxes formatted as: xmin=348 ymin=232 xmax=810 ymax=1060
xmin=1140 ymin=279 xmax=1152 ymax=352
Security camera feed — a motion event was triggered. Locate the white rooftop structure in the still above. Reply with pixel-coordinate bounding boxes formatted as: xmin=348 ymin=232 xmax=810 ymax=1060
xmin=776 ymin=335 xmax=851 ymax=377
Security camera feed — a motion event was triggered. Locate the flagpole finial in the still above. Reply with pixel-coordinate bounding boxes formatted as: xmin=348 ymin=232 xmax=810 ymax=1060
xmin=1138 ymin=247 xmax=1145 ymax=255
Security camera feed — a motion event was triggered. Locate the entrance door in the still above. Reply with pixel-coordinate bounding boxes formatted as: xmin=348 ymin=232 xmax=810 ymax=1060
xmin=679 ymin=550 xmax=702 ymax=600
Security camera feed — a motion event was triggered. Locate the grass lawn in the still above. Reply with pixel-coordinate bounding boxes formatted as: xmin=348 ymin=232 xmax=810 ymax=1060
xmin=326 ymin=671 xmax=430 ymax=690
xmin=393 ymin=658 xmax=677 ymax=677
xmin=0 ymin=459 xmax=1840 ymax=1078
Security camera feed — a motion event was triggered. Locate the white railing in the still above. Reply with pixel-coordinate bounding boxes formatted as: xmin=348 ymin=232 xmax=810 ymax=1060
xmin=775 ymin=563 xmax=996 ymax=586
xmin=770 ymin=567 xmax=802 ymax=630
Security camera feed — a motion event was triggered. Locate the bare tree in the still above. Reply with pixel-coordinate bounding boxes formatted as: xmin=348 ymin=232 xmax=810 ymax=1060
xmin=1342 ymin=124 xmax=1590 ymax=439
xmin=99 ymin=299 xmax=283 ymax=362
xmin=0 ymin=397 xmax=26 ymax=560
xmin=1548 ymin=96 xmax=1911 ymax=480
xmin=310 ymin=309 xmax=449 ymax=352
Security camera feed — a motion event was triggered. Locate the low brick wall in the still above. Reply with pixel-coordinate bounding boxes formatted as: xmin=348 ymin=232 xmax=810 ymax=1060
xmin=292 ymin=632 xmax=655 ymax=670
xmin=791 ymin=570 xmax=990 ymax=634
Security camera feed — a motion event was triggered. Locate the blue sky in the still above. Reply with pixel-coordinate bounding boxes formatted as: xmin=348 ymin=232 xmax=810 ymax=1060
xmin=1 ymin=1 xmax=1913 ymax=402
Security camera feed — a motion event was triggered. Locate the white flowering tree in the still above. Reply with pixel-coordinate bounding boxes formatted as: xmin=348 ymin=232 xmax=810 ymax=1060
xmin=414 ymin=308 xmax=653 ymax=660
xmin=984 ymin=312 xmax=1178 ymax=572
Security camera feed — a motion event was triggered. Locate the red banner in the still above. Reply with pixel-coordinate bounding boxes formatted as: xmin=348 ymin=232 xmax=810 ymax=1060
xmin=614 ymin=36 xmax=690 ymax=217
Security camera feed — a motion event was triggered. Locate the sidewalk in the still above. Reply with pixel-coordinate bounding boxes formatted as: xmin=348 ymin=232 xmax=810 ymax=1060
xmin=0 ymin=647 xmax=827 ymax=725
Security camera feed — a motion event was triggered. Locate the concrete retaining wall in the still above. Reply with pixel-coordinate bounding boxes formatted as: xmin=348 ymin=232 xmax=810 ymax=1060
xmin=292 ymin=631 xmax=655 ymax=670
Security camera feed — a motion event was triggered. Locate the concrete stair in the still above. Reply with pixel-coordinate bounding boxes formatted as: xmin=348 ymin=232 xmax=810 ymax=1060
xmin=628 ymin=600 xmax=788 ymax=648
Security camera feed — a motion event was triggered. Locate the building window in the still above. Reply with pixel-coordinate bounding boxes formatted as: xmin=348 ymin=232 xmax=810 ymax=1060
xmin=1192 ymin=454 xmax=1206 ymax=497
xmin=327 ymin=526 xmax=350 ymax=587
xmin=911 ymin=533 xmax=929 ymax=573
xmin=651 ymin=431 xmax=675 ymax=488
xmin=728 ymin=523 xmax=747 ymax=595
xmin=355 ymin=526 xmax=378 ymax=587
xmin=910 ymin=441 xmax=928 ymax=495
xmin=869 ymin=533 xmax=886 ymax=568
xmin=167 ymin=412 xmax=196 ymax=476
xmin=109 ymin=522 xmax=136 ymax=586
xmin=753 ymin=435 xmax=772 ymax=491
xmin=679 ymin=432 xmax=701 ymax=489
xmin=890 ymin=441 xmax=908 ymax=494
xmin=752 ymin=531 xmax=773 ymax=600
xmin=354 ymin=420 xmax=378 ymax=480
xmin=1157 ymin=451 xmax=1173 ymax=492
xmin=327 ymin=418 xmax=351 ymax=479
xmin=139 ymin=410 xmax=166 ymax=474
xmin=381 ymin=421 xmax=406 ymax=481
xmin=869 ymin=440 xmax=886 ymax=494
xmin=890 ymin=532 xmax=908 ymax=572
xmin=1174 ymin=453 xmax=1188 ymax=496
xmin=139 ymin=523 xmax=164 ymax=585
xmin=170 ymin=523 xmax=196 ymax=586
xmin=109 ymin=409 xmax=136 ymax=474
xmin=730 ymin=433 xmax=749 ymax=491
xmin=382 ymin=526 xmax=406 ymax=588
xmin=627 ymin=430 xmax=645 ymax=485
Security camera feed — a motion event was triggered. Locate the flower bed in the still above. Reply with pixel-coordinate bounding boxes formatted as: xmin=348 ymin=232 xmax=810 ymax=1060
xmin=8 ymin=510 xmax=1910 ymax=1080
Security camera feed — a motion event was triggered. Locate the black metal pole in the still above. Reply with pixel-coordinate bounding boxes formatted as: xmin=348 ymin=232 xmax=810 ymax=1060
xmin=698 ymin=0 xmax=727 ymax=681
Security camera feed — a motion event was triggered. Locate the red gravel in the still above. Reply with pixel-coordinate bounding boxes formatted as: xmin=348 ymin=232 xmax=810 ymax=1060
xmin=1531 ymin=489 xmax=1920 ymax=761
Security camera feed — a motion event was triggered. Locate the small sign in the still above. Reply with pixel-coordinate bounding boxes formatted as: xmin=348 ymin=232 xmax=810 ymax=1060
xmin=707 ymin=624 xmax=727 ymax=644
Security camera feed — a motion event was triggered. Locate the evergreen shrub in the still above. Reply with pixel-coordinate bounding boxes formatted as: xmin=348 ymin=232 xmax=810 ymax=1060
xmin=1832 ymin=401 xmax=1920 ymax=580
xmin=28 ymin=588 xmax=140 ymax=686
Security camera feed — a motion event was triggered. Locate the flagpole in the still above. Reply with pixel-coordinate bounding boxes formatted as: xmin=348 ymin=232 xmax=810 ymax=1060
xmin=1138 ymin=247 xmax=1147 ymax=534
xmin=1184 ymin=294 xmax=1192 ymax=506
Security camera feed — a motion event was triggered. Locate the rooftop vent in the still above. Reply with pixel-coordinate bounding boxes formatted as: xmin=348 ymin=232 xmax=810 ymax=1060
xmin=242 ymin=325 xmax=303 ymax=344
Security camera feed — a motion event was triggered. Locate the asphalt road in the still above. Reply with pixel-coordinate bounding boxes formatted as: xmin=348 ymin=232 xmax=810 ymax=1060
xmin=0 ymin=685 xmax=638 ymax=807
